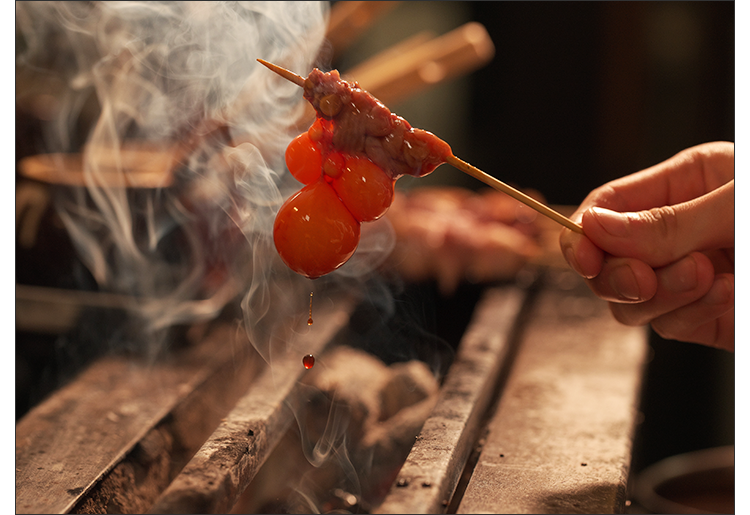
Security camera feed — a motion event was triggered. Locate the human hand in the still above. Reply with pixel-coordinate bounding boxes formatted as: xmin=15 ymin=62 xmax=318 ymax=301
xmin=559 ymin=142 xmax=734 ymax=351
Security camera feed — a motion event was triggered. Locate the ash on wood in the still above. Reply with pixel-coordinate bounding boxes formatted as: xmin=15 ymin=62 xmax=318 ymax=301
xmin=15 ymin=323 xmax=261 ymax=515
xmin=373 ymin=285 xmax=529 ymax=514
xmin=148 ymin=297 xmax=355 ymax=514
xmin=455 ymin=270 xmax=648 ymax=514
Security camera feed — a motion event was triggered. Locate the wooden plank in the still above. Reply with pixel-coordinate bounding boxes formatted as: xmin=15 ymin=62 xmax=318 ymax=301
xmin=325 ymin=1 xmax=401 ymax=60
xmin=15 ymin=322 xmax=260 ymax=514
xmin=16 ymin=283 xmax=238 ymax=335
xmin=149 ymin=294 xmax=356 ymax=514
xmin=372 ymin=284 xmax=529 ymax=514
xmin=456 ymin=270 xmax=648 ymax=514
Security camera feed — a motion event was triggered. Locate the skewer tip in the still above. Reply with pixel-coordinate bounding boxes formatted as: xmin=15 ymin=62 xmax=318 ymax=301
xmin=257 ymin=59 xmax=306 ymax=87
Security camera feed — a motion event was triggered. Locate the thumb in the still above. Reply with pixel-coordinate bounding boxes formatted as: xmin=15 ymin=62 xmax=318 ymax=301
xmin=581 ymin=181 xmax=733 ymax=268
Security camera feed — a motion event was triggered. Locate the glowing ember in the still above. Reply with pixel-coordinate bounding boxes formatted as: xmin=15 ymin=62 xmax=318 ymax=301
xmin=302 ymin=354 xmax=315 ymax=369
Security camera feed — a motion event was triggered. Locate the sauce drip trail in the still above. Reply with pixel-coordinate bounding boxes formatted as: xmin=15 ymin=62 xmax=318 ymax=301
xmin=307 ymin=291 xmax=314 ymax=325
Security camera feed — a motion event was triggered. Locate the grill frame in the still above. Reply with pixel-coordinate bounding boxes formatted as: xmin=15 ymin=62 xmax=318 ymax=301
xmin=15 ymin=269 xmax=648 ymax=514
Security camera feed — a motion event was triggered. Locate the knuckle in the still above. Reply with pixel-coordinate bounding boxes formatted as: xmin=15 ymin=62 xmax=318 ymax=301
xmin=638 ymin=206 xmax=681 ymax=263
xmin=650 ymin=318 xmax=682 ymax=341
xmin=588 ymin=183 xmax=627 ymax=211
xmin=642 ymin=206 xmax=678 ymax=241
xmin=608 ymin=303 xmax=645 ymax=327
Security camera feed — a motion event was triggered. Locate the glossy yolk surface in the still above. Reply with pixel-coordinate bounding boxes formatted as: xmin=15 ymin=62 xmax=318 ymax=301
xmin=285 ymin=132 xmax=322 ymax=185
xmin=332 ymin=155 xmax=394 ymax=222
xmin=273 ymin=180 xmax=360 ymax=279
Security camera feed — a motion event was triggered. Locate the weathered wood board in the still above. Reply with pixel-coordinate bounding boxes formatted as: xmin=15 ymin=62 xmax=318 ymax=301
xmin=16 ymin=323 xmax=261 ymax=514
xmin=373 ymin=284 xmax=529 ymax=514
xmin=455 ymin=270 xmax=648 ymax=514
xmin=149 ymin=296 xmax=355 ymax=514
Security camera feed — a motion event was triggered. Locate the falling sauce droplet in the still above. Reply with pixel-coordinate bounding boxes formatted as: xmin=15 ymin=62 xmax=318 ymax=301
xmin=302 ymin=354 xmax=315 ymax=369
xmin=307 ymin=291 xmax=314 ymax=325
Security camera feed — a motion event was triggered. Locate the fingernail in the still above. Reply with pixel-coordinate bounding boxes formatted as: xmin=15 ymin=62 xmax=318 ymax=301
xmin=564 ymin=246 xmax=596 ymax=279
xmin=610 ymin=264 xmax=642 ymax=301
xmin=661 ymin=255 xmax=698 ymax=293
xmin=590 ymin=207 xmax=631 ymax=237
xmin=703 ymin=276 xmax=733 ymax=305
xmin=563 ymin=247 xmax=583 ymax=278
xmin=564 ymin=247 xmax=580 ymax=274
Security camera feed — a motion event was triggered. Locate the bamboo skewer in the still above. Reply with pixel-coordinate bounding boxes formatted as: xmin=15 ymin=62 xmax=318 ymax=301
xmin=258 ymin=59 xmax=306 ymax=87
xmin=444 ymin=155 xmax=584 ymax=234
xmin=257 ymin=59 xmax=585 ymax=235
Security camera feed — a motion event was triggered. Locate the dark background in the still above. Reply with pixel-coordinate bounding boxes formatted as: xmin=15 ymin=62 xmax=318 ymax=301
xmin=467 ymin=2 xmax=734 ymax=205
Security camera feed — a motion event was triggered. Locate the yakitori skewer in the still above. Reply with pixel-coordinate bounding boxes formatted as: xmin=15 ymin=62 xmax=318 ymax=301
xmin=257 ymin=58 xmax=584 ymax=235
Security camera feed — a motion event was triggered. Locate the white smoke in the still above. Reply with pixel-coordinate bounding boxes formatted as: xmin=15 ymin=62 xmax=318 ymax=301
xmin=16 ymin=1 xmax=330 ymax=349
xmin=16 ymin=4 xmax=412 ymax=509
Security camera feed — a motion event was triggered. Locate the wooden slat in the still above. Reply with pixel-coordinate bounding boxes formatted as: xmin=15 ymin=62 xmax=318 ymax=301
xmin=325 ymin=1 xmax=401 ymax=60
xmin=16 ymin=283 xmax=239 ymax=335
xmin=15 ymin=322 xmax=260 ymax=514
xmin=149 ymin=294 xmax=356 ymax=514
xmin=372 ymin=284 xmax=529 ymax=514
xmin=456 ymin=270 xmax=648 ymax=514
xmin=347 ymin=21 xmax=495 ymax=108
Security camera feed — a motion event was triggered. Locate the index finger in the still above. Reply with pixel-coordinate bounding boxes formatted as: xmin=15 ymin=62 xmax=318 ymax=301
xmin=577 ymin=141 xmax=735 ymax=216
xmin=559 ymin=141 xmax=734 ymax=275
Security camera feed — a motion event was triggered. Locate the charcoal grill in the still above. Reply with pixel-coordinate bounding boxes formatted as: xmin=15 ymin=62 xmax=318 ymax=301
xmin=16 ymin=267 xmax=648 ymax=514
xmin=15 ymin=3 xmax=650 ymax=511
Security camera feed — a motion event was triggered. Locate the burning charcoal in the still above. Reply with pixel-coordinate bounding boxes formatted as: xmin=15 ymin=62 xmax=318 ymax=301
xmin=378 ymin=360 xmax=440 ymax=421
xmin=234 ymin=346 xmax=439 ymax=513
